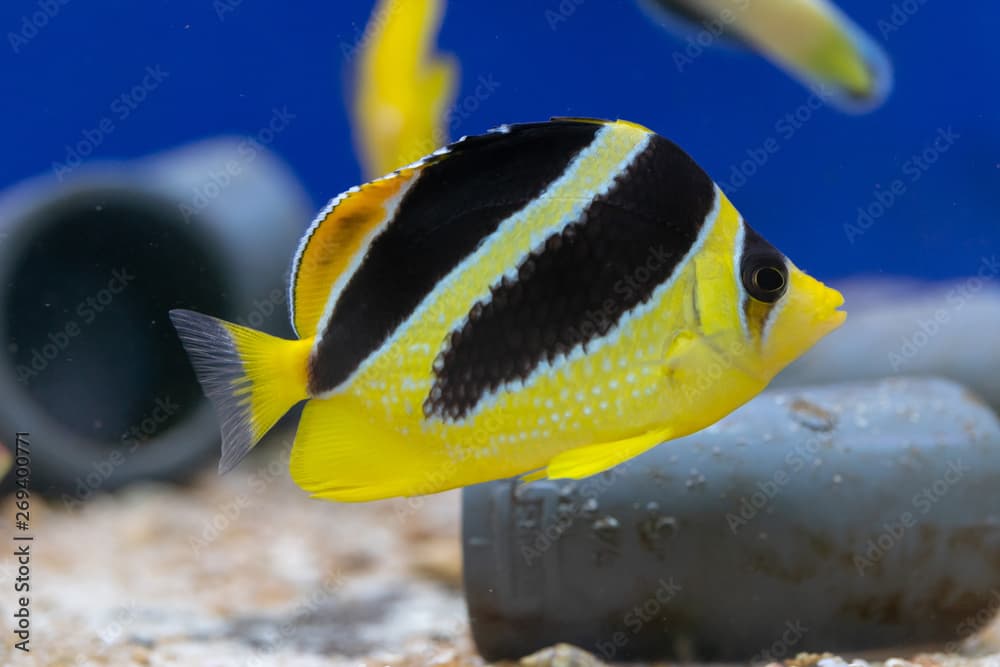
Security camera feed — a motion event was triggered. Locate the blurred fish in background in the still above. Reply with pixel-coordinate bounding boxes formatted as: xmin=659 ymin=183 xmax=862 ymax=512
xmin=641 ymin=0 xmax=893 ymax=111
xmin=351 ymin=0 xmax=458 ymax=178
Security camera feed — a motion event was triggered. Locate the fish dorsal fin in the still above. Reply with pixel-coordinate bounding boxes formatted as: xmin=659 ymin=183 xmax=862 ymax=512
xmin=289 ymin=119 xmax=613 ymax=339
xmin=289 ymin=164 xmax=427 ymax=337
xmin=548 ymin=116 xmax=651 ymax=131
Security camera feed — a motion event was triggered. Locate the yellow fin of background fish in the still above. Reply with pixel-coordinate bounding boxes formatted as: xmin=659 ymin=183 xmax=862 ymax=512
xmin=643 ymin=0 xmax=892 ymax=111
xmin=353 ymin=0 xmax=458 ymax=178
xmin=169 ymin=310 xmax=312 ymax=473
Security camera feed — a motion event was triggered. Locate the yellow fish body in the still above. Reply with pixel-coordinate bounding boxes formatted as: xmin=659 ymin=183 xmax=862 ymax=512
xmin=643 ymin=0 xmax=893 ymax=111
xmin=171 ymin=118 xmax=845 ymax=502
xmin=352 ymin=0 xmax=457 ymax=178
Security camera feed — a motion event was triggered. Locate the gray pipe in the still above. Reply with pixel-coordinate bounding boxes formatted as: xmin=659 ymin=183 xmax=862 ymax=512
xmin=0 ymin=140 xmax=310 ymax=497
xmin=774 ymin=276 xmax=1000 ymax=411
xmin=463 ymin=378 xmax=1000 ymax=662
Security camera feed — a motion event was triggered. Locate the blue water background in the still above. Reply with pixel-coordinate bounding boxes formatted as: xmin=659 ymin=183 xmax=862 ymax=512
xmin=0 ymin=0 xmax=995 ymax=281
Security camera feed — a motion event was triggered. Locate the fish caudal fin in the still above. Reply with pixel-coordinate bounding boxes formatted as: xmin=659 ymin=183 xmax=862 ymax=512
xmin=289 ymin=398 xmax=445 ymax=502
xmin=169 ymin=309 xmax=312 ymax=473
xmin=541 ymin=427 xmax=674 ymax=481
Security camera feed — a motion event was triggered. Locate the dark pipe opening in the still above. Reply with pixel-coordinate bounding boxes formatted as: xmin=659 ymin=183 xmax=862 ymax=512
xmin=3 ymin=189 xmax=228 ymax=447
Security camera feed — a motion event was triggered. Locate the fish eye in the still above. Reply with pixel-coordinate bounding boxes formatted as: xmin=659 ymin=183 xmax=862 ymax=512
xmin=742 ymin=259 xmax=787 ymax=303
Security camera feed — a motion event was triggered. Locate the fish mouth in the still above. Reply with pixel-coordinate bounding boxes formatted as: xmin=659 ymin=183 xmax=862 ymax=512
xmin=818 ymin=288 xmax=847 ymax=330
xmin=830 ymin=288 xmax=846 ymax=314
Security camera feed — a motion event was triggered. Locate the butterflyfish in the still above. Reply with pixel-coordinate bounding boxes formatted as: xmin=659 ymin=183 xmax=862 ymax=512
xmin=171 ymin=118 xmax=846 ymax=502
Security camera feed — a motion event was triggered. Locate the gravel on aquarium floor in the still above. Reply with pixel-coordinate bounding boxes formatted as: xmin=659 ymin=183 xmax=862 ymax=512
xmin=1 ymin=437 xmax=998 ymax=666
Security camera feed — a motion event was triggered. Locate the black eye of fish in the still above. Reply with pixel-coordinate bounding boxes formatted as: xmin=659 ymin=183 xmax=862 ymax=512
xmin=742 ymin=258 xmax=787 ymax=303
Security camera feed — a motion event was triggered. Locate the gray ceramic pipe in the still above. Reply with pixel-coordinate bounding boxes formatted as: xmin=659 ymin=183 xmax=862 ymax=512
xmin=463 ymin=378 xmax=1000 ymax=662
xmin=0 ymin=140 xmax=310 ymax=496
xmin=774 ymin=277 xmax=1000 ymax=412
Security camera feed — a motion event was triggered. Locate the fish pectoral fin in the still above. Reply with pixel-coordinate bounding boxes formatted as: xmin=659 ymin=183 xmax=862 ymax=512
xmin=659 ymin=328 xmax=699 ymax=376
xmin=542 ymin=427 xmax=673 ymax=481
xmin=661 ymin=329 xmax=768 ymax=385
xmin=289 ymin=398 xmax=444 ymax=502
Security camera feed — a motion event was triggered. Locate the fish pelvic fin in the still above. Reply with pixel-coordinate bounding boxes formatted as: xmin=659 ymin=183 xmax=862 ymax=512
xmin=169 ymin=309 xmax=312 ymax=473
xmin=290 ymin=397 xmax=449 ymax=502
xmin=541 ymin=427 xmax=674 ymax=481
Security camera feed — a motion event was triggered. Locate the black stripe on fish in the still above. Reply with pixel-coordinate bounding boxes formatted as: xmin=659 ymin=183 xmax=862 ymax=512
xmin=423 ymin=133 xmax=716 ymax=421
xmin=308 ymin=121 xmax=602 ymax=394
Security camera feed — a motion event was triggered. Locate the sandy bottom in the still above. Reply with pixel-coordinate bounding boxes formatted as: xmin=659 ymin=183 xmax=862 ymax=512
xmin=2 ymin=439 xmax=999 ymax=667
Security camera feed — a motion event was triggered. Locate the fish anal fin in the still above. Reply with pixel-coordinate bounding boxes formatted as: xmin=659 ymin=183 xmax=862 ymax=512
xmin=289 ymin=398 xmax=450 ymax=502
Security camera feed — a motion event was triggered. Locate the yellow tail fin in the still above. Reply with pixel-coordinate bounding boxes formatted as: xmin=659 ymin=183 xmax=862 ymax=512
xmin=169 ymin=309 xmax=312 ymax=473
